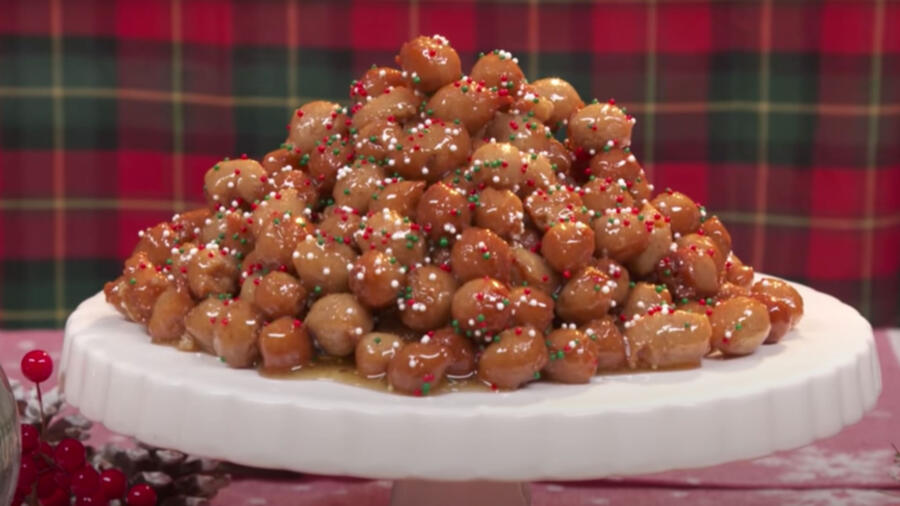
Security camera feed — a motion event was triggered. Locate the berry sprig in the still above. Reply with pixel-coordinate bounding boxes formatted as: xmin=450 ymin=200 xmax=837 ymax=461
xmin=14 ymin=349 xmax=158 ymax=506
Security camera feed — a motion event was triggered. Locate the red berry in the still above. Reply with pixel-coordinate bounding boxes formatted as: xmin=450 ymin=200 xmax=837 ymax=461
xmin=99 ymin=469 xmax=127 ymax=500
xmin=17 ymin=454 xmax=38 ymax=491
xmin=127 ymin=484 xmax=158 ymax=506
xmin=70 ymin=465 xmax=100 ymax=497
xmin=21 ymin=350 xmax=53 ymax=383
xmin=21 ymin=423 xmax=39 ymax=453
xmin=34 ymin=441 xmax=55 ymax=471
xmin=36 ymin=471 xmax=69 ymax=498
xmin=39 ymin=487 xmax=69 ymax=506
xmin=73 ymin=492 xmax=106 ymax=506
xmin=54 ymin=438 xmax=86 ymax=472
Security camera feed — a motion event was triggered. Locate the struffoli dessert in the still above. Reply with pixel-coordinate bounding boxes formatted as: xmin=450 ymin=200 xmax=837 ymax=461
xmin=105 ymin=35 xmax=804 ymax=396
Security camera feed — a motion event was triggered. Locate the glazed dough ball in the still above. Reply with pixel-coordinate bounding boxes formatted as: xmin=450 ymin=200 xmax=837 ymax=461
xmin=333 ymin=163 xmax=385 ymax=215
xmin=543 ymin=328 xmax=598 ymax=384
xmin=203 ymin=159 xmax=270 ymax=207
xmin=430 ymin=326 xmax=477 ymax=378
xmin=450 ymin=227 xmax=513 ymax=282
xmin=354 ymin=208 xmax=426 ymax=267
xmin=474 ymin=187 xmax=525 ymax=241
xmin=581 ymin=317 xmax=627 ymax=371
xmin=556 ymin=266 xmax=614 ymax=324
xmin=709 ymin=296 xmax=771 ymax=356
xmin=401 ymin=265 xmax=457 ymax=331
xmin=387 ymin=341 xmax=451 ymax=395
xmin=477 ymin=325 xmax=548 ymax=390
xmin=285 ymin=101 xmax=348 ymax=154
xmin=306 ymin=293 xmax=373 ymax=357
xmin=148 ymin=285 xmax=194 ymax=343
xmin=470 ymin=51 xmax=525 ymax=90
xmin=451 ymin=277 xmax=511 ymax=334
xmin=253 ymin=271 xmax=306 ymax=319
xmin=510 ymin=246 xmax=560 ymax=295
xmin=350 ymin=66 xmax=411 ymax=103
xmin=349 ymin=250 xmax=405 ymax=308
xmin=530 ymin=77 xmax=584 ymax=130
xmin=355 ymin=332 xmax=405 ymax=378
xmin=370 ymin=179 xmax=426 ymax=221
xmin=592 ymin=206 xmax=651 ymax=263
xmin=351 ymin=86 xmax=422 ymax=130
xmin=183 ymin=297 xmax=226 ymax=353
xmin=213 ymin=299 xmax=262 ymax=368
xmin=651 ymin=190 xmax=701 ymax=236
xmin=568 ymin=101 xmax=634 ymax=151
xmin=509 ymin=286 xmax=555 ymax=332
xmin=416 ymin=182 xmax=472 ymax=241
xmin=259 ymin=316 xmax=314 ymax=372
xmin=540 ymin=221 xmax=595 ymax=274
xmin=427 ymin=79 xmax=505 ymax=134
xmin=751 ymin=278 xmax=803 ymax=325
xmin=187 ymin=246 xmax=239 ymax=300
xmin=624 ymin=309 xmax=711 ymax=369
xmin=396 ymin=35 xmax=462 ymax=93
xmin=466 ymin=142 xmax=524 ymax=191
xmin=622 ymin=282 xmax=672 ymax=319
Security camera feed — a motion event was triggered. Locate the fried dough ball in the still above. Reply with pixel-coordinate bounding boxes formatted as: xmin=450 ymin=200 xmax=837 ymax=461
xmin=593 ymin=258 xmax=630 ymax=306
xmin=183 ymin=297 xmax=226 ymax=353
xmin=261 ymin=147 xmax=301 ymax=175
xmin=427 ymin=79 xmax=506 ymax=134
xmin=626 ymin=208 xmax=673 ymax=277
xmin=700 ymin=215 xmax=732 ymax=256
xmin=351 ymin=86 xmax=422 ymax=130
xmin=541 ymin=221 xmax=595 ymax=274
xmin=397 ymin=35 xmax=462 ymax=93
xmin=333 ymin=163 xmax=385 ymax=214
xmin=651 ymin=190 xmax=701 ymax=236
xmin=213 ymin=299 xmax=262 ymax=368
xmin=474 ymin=187 xmax=525 ymax=240
xmin=581 ymin=317 xmax=627 ymax=371
xmin=622 ymin=282 xmax=672 ymax=319
xmin=317 ymin=205 xmax=362 ymax=246
xmin=254 ymin=271 xmax=306 ymax=319
xmin=543 ymin=328 xmax=599 ymax=384
xmin=582 ymin=177 xmax=634 ymax=215
xmin=148 ymin=285 xmax=194 ymax=343
xmin=354 ymin=119 xmax=403 ymax=163
xmin=751 ymin=278 xmax=804 ymax=325
xmin=354 ymin=208 xmax=426 ymax=267
xmin=401 ymin=265 xmax=457 ymax=331
xmin=104 ymin=252 xmax=170 ymax=324
xmin=556 ymin=266 xmax=615 ymax=324
xmin=387 ymin=341 xmax=451 ymax=395
xmin=370 ymin=179 xmax=426 ymax=220
xmin=416 ymin=182 xmax=471 ymax=241
xmin=349 ymin=250 xmax=405 ymax=308
xmin=200 ymin=209 xmax=254 ymax=257
xmin=430 ymin=327 xmax=477 ymax=378
xmin=350 ymin=67 xmax=411 ymax=103
xmin=285 ymin=101 xmax=348 ymax=154
xmin=624 ymin=310 xmax=711 ymax=369
xmin=477 ymin=326 xmax=548 ymax=390
xmin=292 ymin=235 xmax=357 ymax=294
xmin=470 ymin=51 xmax=525 ymax=90
xmin=203 ymin=158 xmax=271 ymax=208
xmin=259 ymin=316 xmax=314 ymax=372
xmin=587 ymin=147 xmax=651 ymax=203
xmin=306 ymin=136 xmax=353 ymax=195
xmin=509 ymin=286 xmax=555 ymax=331
xmin=593 ymin=206 xmax=651 ymax=263
xmin=187 ymin=246 xmax=239 ymax=300
xmin=467 ymin=142 xmax=524 ymax=191
xmin=750 ymin=293 xmax=793 ymax=344
xmin=451 ymin=277 xmax=511 ymax=333
xmin=355 ymin=332 xmax=405 ymax=378
xmin=568 ymin=101 xmax=634 ymax=151
xmin=709 ymin=296 xmax=771 ymax=356
xmin=450 ymin=227 xmax=513 ymax=282
xmin=531 ymin=77 xmax=584 ymax=130
xmin=306 ymin=293 xmax=373 ymax=357
xmin=253 ymin=216 xmax=314 ymax=272
xmin=392 ymin=121 xmax=471 ymax=183
xmin=510 ymin=246 xmax=560 ymax=295
xmin=133 ymin=222 xmax=177 ymax=265
xmin=726 ymin=252 xmax=755 ymax=287
xmin=525 ymin=186 xmax=588 ymax=231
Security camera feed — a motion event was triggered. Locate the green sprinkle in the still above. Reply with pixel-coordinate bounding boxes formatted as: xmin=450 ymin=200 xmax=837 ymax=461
xmin=735 ymin=323 xmax=743 ymax=330
xmin=314 ymin=286 xmax=322 ymax=294
xmin=421 ymin=382 xmax=431 ymax=395
xmin=629 ymin=281 xmax=636 ymax=288
xmin=655 ymin=285 xmax=664 ymax=293
xmin=128 ymin=277 xmax=136 ymax=285
xmin=482 ymin=252 xmax=491 ymax=259
xmin=439 ymin=237 xmax=449 ymax=247
xmin=684 ymin=322 xmax=691 ymax=328
xmin=374 ymin=337 xmax=382 ymax=344
xmin=219 ymin=356 xmax=226 ymax=363
xmin=477 ymin=314 xmax=486 ymax=322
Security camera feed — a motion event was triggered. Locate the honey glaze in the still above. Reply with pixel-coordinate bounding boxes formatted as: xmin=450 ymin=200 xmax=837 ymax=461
xmin=260 ymin=356 xmax=491 ymax=395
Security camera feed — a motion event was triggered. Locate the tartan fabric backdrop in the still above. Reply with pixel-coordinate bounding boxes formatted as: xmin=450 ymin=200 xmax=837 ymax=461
xmin=0 ymin=0 xmax=898 ymax=328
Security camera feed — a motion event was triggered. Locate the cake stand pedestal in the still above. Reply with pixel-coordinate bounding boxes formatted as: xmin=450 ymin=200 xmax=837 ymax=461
xmin=59 ymin=281 xmax=880 ymax=506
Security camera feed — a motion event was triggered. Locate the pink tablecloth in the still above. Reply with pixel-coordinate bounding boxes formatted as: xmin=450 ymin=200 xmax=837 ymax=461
xmin=2 ymin=329 xmax=899 ymax=506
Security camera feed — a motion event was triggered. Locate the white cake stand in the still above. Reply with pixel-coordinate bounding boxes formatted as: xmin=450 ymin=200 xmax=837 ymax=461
xmin=60 ymin=281 xmax=881 ymax=506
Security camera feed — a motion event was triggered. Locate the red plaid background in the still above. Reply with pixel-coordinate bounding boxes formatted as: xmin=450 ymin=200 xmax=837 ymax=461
xmin=0 ymin=0 xmax=898 ymax=328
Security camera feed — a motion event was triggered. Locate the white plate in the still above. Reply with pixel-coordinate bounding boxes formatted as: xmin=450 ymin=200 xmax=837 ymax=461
xmin=60 ymin=281 xmax=880 ymax=481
